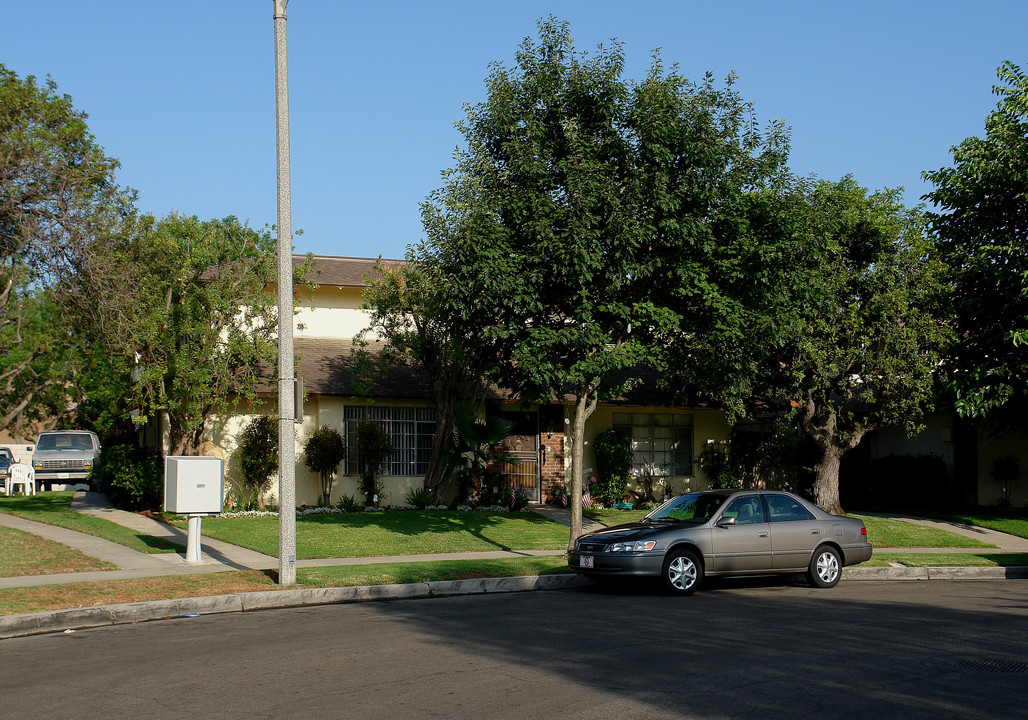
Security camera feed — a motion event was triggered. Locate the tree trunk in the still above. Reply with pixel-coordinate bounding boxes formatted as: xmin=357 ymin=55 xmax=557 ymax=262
xmin=813 ymin=444 xmax=845 ymax=515
xmin=567 ymin=388 xmax=598 ymax=552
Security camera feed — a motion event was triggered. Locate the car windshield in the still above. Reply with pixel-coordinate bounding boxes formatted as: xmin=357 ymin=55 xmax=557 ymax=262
xmin=36 ymin=434 xmax=93 ymax=451
xmin=645 ymin=493 xmax=728 ymax=525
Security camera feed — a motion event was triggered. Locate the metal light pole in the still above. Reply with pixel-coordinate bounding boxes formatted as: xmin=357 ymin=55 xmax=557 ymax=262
xmin=273 ymin=0 xmax=296 ymax=586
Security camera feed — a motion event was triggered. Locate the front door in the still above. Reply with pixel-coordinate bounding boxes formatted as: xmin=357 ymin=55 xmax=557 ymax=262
xmin=494 ymin=408 xmax=540 ymax=502
xmin=711 ymin=495 xmax=772 ymax=572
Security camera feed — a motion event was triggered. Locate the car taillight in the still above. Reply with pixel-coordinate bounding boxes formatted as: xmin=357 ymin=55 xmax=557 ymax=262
xmin=861 ymin=527 xmax=867 ymax=536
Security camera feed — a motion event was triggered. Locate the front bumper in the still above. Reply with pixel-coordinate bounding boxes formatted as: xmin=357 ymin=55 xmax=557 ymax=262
xmin=567 ymin=550 xmax=665 ymax=577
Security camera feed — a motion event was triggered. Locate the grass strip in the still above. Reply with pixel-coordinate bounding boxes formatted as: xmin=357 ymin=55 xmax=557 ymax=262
xmin=922 ymin=512 xmax=1028 ymax=541
xmin=867 ymin=552 xmax=1028 ymax=567
xmin=0 ymin=557 xmax=570 ymax=616
xmin=0 ymin=526 xmax=115 ymax=576
xmin=0 ymin=492 xmax=180 ymax=554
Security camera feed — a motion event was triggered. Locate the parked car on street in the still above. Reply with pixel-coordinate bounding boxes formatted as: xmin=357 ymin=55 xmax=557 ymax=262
xmin=0 ymin=446 xmax=14 ymax=489
xmin=30 ymin=430 xmax=102 ymax=491
xmin=569 ymin=489 xmax=873 ymax=595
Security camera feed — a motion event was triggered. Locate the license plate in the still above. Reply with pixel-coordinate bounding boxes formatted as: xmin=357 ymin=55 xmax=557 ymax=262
xmin=58 ymin=473 xmax=70 ymax=479
xmin=581 ymin=555 xmax=594 ymax=569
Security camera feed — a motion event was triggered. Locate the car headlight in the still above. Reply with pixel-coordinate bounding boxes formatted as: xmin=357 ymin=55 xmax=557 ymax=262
xmin=83 ymin=459 xmax=93 ymax=468
xmin=610 ymin=540 xmax=656 ymax=552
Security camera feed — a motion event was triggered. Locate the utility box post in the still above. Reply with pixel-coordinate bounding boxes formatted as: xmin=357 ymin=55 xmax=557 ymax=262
xmin=165 ymin=456 xmax=225 ymax=563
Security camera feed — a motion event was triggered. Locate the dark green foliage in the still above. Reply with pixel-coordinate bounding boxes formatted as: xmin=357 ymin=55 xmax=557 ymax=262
xmin=447 ymin=408 xmax=515 ymax=506
xmin=405 ymin=487 xmax=436 ymax=509
xmin=924 ymin=62 xmax=1028 ymax=425
xmin=335 ymin=493 xmax=364 ymax=513
xmin=303 ymin=425 xmax=346 ymax=506
xmin=356 ymin=420 xmax=394 ymax=506
xmin=696 ymin=440 xmax=740 ymax=490
xmin=92 ymin=443 xmax=163 ymax=511
xmin=593 ymin=428 xmax=633 ymax=505
xmin=238 ymin=415 xmax=277 ymax=509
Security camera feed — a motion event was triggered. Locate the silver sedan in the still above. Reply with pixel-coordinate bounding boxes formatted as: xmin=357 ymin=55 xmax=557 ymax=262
xmin=569 ymin=489 xmax=873 ymax=595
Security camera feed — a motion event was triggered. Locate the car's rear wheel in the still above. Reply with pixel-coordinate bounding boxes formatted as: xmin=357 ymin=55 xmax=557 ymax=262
xmin=807 ymin=546 xmax=841 ymax=588
xmin=662 ymin=548 xmax=703 ymax=596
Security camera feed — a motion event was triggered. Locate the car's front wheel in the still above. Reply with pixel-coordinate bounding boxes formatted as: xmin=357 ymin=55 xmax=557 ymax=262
xmin=807 ymin=546 xmax=842 ymax=588
xmin=662 ymin=548 xmax=703 ymax=596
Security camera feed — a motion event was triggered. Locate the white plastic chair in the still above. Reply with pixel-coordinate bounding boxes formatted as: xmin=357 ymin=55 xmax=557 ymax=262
xmin=7 ymin=463 xmax=36 ymax=496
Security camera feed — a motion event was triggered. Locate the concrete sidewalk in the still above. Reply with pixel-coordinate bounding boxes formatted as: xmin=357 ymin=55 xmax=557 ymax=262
xmin=1 ymin=494 xmax=1026 ymax=639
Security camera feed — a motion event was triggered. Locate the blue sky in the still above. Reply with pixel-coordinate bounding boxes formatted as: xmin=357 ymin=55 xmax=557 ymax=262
xmin=4 ymin=1 xmax=1026 ymax=260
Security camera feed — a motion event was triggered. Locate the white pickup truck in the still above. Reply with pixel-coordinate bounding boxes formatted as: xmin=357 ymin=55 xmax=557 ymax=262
xmin=31 ymin=430 xmax=102 ymax=490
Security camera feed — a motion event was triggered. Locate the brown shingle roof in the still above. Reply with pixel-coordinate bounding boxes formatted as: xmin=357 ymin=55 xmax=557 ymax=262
xmin=295 ymin=337 xmax=432 ymax=399
xmin=295 ymin=255 xmax=405 ymax=288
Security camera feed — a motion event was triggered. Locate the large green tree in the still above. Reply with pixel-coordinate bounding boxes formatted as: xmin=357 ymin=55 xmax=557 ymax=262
xmin=411 ymin=19 xmax=789 ymax=547
xmin=769 ymin=178 xmax=952 ymax=513
xmin=0 ymin=64 xmax=134 ymax=434
xmin=362 ymin=259 xmax=489 ymax=503
xmin=60 ymin=213 xmax=294 ymax=455
xmin=923 ymin=61 xmax=1028 ymax=424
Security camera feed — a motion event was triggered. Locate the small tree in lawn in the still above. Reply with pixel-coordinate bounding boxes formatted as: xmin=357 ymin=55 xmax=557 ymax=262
xmin=238 ymin=415 xmax=277 ymax=509
xmin=303 ymin=426 xmax=346 ymax=507
xmin=356 ymin=421 xmax=394 ymax=507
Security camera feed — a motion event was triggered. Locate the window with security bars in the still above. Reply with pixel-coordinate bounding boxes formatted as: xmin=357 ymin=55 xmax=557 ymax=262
xmin=611 ymin=412 xmax=694 ymax=477
xmin=343 ymin=406 xmax=436 ymax=477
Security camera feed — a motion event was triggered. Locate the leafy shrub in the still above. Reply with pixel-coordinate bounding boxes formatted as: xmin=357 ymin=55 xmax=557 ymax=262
xmin=405 ymin=487 xmax=435 ymax=510
xmin=697 ymin=440 xmax=740 ymax=489
xmin=92 ymin=443 xmax=163 ymax=511
xmin=303 ymin=425 xmax=346 ymax=506
xmin=357 ymin=420 xmax=394 ymax=506
xmin=593 ymin=428 xmax=632 ymax=506
xmin=238 ymin=415 xmax=277 ymax=509
xmin=335 ymin=493 xmax=364 ymax=513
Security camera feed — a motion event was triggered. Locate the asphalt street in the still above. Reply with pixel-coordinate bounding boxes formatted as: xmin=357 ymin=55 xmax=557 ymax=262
xmin=1 ymin=579 xmax=1025 ymax=719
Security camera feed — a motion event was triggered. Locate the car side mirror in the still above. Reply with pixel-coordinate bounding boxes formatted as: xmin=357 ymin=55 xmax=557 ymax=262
xmin=716 ymin=516 xmax=736 ymax=527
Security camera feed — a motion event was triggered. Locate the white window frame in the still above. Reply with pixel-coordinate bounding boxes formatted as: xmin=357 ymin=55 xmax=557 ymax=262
xmin=612 ymin=412 xmax=694 ymax=477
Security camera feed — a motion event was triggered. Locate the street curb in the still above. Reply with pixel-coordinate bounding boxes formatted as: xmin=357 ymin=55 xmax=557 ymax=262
xmin=0 ymin=574 xmax=592 ymax=640
xmin=3 ymin=567 xmax=1026 ymax=640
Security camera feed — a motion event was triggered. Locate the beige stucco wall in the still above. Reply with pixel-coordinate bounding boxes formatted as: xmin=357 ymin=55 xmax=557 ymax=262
xmin=294 ymin=286 xmax=376 ymax=340
xmin=209 ymin=394 xmax=433 ymax=509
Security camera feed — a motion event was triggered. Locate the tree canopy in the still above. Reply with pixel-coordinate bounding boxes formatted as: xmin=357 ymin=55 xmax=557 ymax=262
xmin=401 ymin=18 xmax=791 ymax=541
xmin=767 ymin=178 xmax=952 ymax=513
xmin=923 ymin=61 xmax=1028 ymax=425
xmin=0 ymin=64 xmax=134 ymax=435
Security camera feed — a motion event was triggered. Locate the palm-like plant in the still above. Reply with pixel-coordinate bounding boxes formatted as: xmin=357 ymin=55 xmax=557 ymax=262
xmin=447 ymin=407 xmax=515 ymax=506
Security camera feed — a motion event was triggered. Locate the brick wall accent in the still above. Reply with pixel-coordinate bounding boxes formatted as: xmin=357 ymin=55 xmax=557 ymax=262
xmin=540 ymin=430 xmax=566 ymax=502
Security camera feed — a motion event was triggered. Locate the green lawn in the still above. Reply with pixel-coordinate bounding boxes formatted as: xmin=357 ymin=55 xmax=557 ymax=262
xmin=197 ymin=510 xmax=570 ymax=559
xmin=0 ymin=525 xmax=115 ymax=576
xmin=851 ymin=514 xmax=995 ymax=548
xmin=584 ymin=508 xmax=650 ymax=525
xmin=0 ymin=492 xmax=180 ymax=554
xmin=924 ymin=512 xmax=1028 ymax=541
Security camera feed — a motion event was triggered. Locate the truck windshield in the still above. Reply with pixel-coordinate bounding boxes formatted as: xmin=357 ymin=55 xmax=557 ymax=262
xmin=36 ymin=434 xmax=94 ymax=450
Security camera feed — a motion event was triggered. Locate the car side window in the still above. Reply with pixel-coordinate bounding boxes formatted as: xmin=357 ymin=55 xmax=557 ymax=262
xmin=721 ymin=496 xmax=765 ymax=524
xmin=765 ymin=495 xmax=814 ymax=522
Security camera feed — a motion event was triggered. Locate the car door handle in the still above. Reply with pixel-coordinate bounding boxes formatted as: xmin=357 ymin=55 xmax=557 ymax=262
xmin=758 ymin=532 xmax=768 ymax=538
xmin=811 ymin=529 xmax=822 ymax=534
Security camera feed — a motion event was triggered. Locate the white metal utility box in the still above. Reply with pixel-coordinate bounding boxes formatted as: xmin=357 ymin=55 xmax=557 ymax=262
xmin=165 ymin=456 xmax=224 ymax=515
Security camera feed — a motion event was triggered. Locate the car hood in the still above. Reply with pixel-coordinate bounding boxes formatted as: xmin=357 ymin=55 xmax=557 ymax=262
xmin=581 ymin=522 xmax=681 ymax=541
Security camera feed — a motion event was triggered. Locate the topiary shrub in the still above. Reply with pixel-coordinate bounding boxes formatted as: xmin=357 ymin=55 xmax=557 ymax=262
xmin=238 ymin=415 xmax=278 ymax=509
xmin=593 ymin=428 xmax=633 ymax=506
xmin=92 ymin=443 xmax=164 ymax=511
xmin=303 ymin=425 xmax=346 ymax=506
